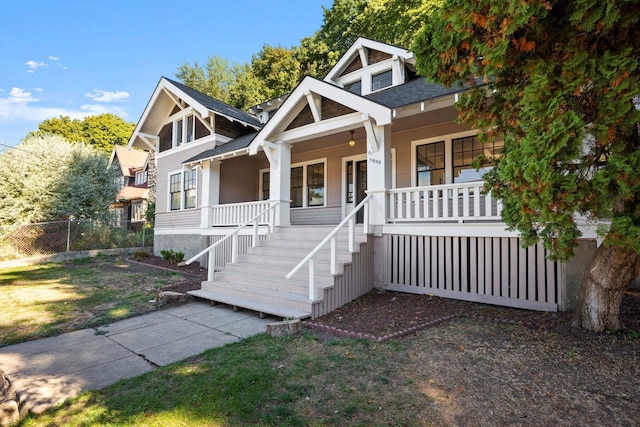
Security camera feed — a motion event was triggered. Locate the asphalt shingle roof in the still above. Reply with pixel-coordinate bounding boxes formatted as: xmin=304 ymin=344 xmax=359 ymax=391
xmin=164 ymin=77 xmax=262 ymax=128
xmin=365 ymin=76 xmax=475 ymax=109
xmin=183 ymin=132 xmax=259 ymax=164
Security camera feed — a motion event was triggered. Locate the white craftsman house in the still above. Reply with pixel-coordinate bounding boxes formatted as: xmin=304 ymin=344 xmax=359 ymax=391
xmin=128 ymin=38 xmax=598 ymax=319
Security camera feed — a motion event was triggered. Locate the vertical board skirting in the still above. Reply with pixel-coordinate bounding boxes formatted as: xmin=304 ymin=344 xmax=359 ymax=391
xmin=383 ymin=234 xmax=560 ymax=311
xmin=209 ymin=234 xmax=266 ymax=267
xmin=312 ymin=235 xmax=374 ymax=318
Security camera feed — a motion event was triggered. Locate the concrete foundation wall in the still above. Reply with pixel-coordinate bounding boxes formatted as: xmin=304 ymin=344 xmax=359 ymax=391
xmin=153 ymin=234 xmax=210 ymax=267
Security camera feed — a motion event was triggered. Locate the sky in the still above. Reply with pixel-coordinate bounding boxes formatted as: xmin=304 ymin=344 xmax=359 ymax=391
xmin=0 ymin=0 xmax=332 ymax=149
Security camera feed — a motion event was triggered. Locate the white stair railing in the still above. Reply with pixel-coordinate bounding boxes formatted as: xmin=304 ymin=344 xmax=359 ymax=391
xmin=286 ymin=194 xmax=372 ymax=301
xmin=183 ymin=202 xmax=278 ymax=281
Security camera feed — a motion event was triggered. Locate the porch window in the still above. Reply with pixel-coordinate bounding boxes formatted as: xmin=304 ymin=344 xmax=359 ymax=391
xmin=307 ymin=162 xmax=325 ymax=206
xmin=452 ymin=136 xmax=503 ymax=183
xmin=131 ymin=201 xmax=145 ymax=222
xmin=259 ymin=160 xmax=326 ymax=208
xmin=372 ymin=70 xmax=392 ymax=91
xmin=184 ymin=168 xmax=197 ymax=209
xmin=291 ymin=167 xmax=304 ymax=208
xmin=169 ymin=173 xmax=181 ymax=210
xmin=416 ymin=141 xmax=445 ymax=186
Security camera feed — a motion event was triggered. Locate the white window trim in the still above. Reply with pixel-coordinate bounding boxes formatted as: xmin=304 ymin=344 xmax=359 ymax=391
xmin=183 ymin=167 xmax=199 ymax=210
xmin=135 ymin=170 xmax=147 ymax=186
xmin=411 ymin=130 xmax=479 ymax=187
xmin=167 ymin=167 xmax=199 ymax=211
xmin=259 ymin=158 xmax=328 ymax=209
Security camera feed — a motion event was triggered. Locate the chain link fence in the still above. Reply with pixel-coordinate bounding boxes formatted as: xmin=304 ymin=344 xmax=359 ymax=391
xmin=0 ymin=220 xmax=152 ymax=261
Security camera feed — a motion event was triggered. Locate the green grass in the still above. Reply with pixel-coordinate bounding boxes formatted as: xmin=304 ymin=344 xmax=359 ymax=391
xmin=19 ymin=333 xmax=433 ymax=426
xmin=0 ymin=256 xmax=190 ymax=345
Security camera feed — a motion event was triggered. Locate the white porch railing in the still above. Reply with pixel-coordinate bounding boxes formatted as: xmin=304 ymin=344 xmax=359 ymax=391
xmin=202 ymin=200 xmax=274 ymax=227
xmin=387 ymin=182 xmax=503 ymax=223
xmin=286 ymin=194 xmax=372 ymax=301
xmin=184 ymin=202 xmax=277 ymax=281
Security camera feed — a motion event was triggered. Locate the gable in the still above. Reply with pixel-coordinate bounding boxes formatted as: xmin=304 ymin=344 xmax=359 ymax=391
xmin=285 ymin=98 xmax=357 ymax=131
xmin=338 ymin=49 xmax=393 ymax=79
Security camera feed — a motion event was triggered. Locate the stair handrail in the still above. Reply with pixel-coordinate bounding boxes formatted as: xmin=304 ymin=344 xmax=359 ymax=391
xmin=286 ymin=193 xmax=373 ymax=300
xmin=183 ymin=202 xmax=278 ymax=281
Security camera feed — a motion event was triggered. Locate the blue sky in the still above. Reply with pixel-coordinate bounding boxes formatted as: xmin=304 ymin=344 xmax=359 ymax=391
xmin=0 ymin=0 xmax=332 ymax=149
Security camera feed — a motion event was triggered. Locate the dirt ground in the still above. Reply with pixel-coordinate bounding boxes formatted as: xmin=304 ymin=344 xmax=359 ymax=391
xmin=140 ymin=256 xmax=640 ymax=425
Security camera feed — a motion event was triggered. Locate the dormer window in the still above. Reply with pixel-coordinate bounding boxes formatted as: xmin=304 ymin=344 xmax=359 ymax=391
xmin=372 ymin=70 xmax=392 ymax=91
xmin=346 ymin=80 xmax=362 ymax=95
xmin=173 ymin=114 xmax=195 ymax=147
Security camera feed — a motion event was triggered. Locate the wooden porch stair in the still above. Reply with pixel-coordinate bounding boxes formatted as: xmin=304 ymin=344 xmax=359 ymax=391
xmin=188 ymin=226 xmax=372 ymax=319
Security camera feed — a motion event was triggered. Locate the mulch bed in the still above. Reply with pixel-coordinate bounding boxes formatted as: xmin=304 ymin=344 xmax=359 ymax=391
xmin=131 ymin=255 xmax=640 ymax=340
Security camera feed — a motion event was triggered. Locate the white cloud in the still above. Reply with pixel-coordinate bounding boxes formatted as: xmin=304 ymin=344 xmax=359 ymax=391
xmin=8 ymin=87 xmax=38 ymax=104
xmin=48 ymin=56 xmax=59 ymax=61
xmin=25 ymin=60 xmax=48 ymax=73
xmin=85 ymin=89 xmax=130 ymax=103
xmin=0 ymin=87 xmax=129 ymax=123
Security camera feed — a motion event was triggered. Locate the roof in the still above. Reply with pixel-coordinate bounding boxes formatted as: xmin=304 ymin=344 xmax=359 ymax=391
xmin=365 ymin=76 xmax=481 ymax=109
xmin=183 ymin=132 xmax=259 ymax=164
xmin=111 ymin=145 xmax=149 ymax=177
xmin=116 ymin=186 xmax=149 ymax=202
xmin=162 ymin=77 xmax=262 ymax=128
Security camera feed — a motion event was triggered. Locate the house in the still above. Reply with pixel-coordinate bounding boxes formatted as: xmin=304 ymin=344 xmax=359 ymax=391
xmin=128 ymin=38 xmax=599 ymax=319
xmin=108 ymin=144 xmax=153 ymax=229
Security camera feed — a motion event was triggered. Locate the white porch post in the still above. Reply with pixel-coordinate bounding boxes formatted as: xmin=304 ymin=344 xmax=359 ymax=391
xmin=365 ymin=123 xmax=392 ymax=226
xmin=267 ymin=141 xmax=291 ymax=227
xmin=199 ymin=159 xmax=221 ymax=228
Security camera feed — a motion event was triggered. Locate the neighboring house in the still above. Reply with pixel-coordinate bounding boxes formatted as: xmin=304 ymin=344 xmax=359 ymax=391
xmin=128 ymin=38 xmax=600 ymax=319
xmin=108 ymin=144 xmax=153 ymax=229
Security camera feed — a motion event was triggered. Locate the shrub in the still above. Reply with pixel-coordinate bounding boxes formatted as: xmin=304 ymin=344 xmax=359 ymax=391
xmin=134 ymin=250 xmax=150 ymax=261
xmin=160 ymin=249 xmax=184 ymax=264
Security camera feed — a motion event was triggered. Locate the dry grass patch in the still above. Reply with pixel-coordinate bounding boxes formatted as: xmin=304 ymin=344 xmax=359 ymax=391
xmin=0 ymin=255 xmax=191 ymax=345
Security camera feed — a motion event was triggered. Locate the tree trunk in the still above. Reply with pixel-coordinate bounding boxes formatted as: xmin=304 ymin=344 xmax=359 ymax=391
xmin=572 ymin=245 xmax=640 ymax=332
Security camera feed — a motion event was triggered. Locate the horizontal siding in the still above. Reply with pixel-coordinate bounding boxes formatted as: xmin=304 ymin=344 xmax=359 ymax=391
xmin=291 ymin=206 xmax=341 ymax=225
xmin=156 ymin=210 xmax=201 ymax=229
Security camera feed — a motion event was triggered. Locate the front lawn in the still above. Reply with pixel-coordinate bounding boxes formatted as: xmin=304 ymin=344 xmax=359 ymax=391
xmin=0 ymin=255 xmax=189 ymax=346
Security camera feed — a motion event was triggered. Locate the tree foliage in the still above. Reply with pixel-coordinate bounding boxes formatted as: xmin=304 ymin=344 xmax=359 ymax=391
xmin=0 ymin=135 xmax=119 ymax=226
xmin=27 ymin=113 xmax=135 ymax=153
xmin=175 ymin=0 xmax=443 ymax=110
xmin=413 ymin=0 xmax=640 ymax=261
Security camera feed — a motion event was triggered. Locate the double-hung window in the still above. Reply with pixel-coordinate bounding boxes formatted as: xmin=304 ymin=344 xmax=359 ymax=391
xmin=416 ymin=141 xmax=445 ymax=186
xmin=183 ymin=168 xmax=197 ymax=209
xmin=260 ymin=160 xmax=325 ymax=208
xmin=169 ymin=173 xmax=182 ymax=210
xmin=169 ymin=169 xmax=198 ymax=210
xmin=452 ymin=136 xmax=503 ymax=183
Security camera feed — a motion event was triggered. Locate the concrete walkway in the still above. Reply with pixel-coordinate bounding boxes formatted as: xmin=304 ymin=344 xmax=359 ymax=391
xmin=0 ymin=302 xmax=276 ymax=414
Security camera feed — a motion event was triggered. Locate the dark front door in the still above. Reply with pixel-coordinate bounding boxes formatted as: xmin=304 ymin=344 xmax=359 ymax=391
xmin=355 ymin=160 xmax=367 ymax=223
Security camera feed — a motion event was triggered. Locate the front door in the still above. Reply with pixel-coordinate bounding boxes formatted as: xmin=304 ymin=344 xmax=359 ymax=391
xmin=354 ymin=160 xmax=367 ymax=223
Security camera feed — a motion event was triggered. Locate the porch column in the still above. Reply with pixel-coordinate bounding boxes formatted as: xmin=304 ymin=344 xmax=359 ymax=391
xmin=266 ymin=141 xmax=291 ymax=227
xmin=199 ymin=159 xmax=220 ymax=228
xmin=365 ymin=123 xmax=392 ymax=226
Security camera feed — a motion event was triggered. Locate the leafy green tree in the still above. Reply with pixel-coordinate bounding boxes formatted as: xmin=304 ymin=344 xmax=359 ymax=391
xmin=250 ymin=45 xmax=302 ymax=100
xmin=413 ymin=0 xmax=640 ymax=331
xmin=27 ymin=113 xmax=135 ymax=153
xmin=0 ymin=135 xmax=118 ymax=226
xmin=176 ymin=56 xmax=241 ymax=104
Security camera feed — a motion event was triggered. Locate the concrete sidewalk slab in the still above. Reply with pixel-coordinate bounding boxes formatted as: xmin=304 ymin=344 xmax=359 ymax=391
xmin=0 ymin=302 xmax=277 ymax=414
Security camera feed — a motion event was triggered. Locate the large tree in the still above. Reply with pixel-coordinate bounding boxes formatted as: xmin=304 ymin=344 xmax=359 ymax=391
xmin=0 ymin=135 xmax=119 ymax=226
xmin=413 ymin=0 xmax=640 ymax=331
xmin=27 ymin=113 xmax=135 ymax=153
